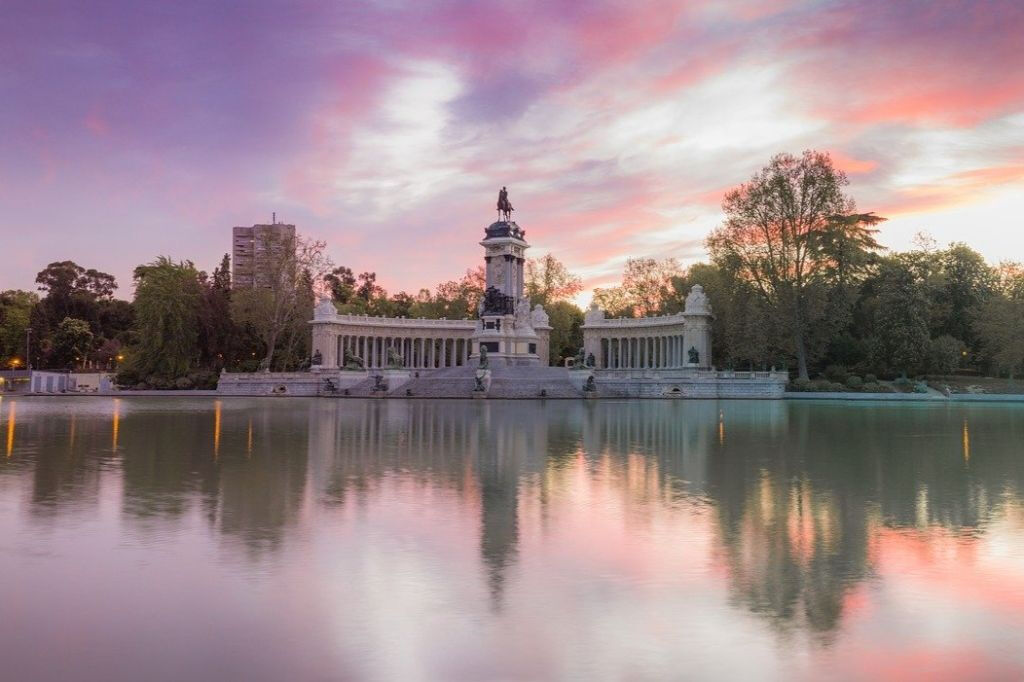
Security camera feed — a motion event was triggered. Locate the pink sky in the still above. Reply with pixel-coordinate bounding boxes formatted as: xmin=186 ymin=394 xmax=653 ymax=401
xmin=2 ymin=0 xmax=1023 ymax=300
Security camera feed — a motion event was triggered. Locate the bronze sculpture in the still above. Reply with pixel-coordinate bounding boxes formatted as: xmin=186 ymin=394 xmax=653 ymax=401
xmin=497 ymin=186 xmax=514 ymax=221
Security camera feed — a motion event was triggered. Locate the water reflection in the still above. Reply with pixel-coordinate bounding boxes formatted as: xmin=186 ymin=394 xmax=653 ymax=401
xmin=1 ymin=397 xmax=1023 ymax=680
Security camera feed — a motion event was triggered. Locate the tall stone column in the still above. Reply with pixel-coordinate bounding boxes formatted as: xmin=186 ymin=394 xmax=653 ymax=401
xmin=682 ymin=284 xmax=713 ymax=369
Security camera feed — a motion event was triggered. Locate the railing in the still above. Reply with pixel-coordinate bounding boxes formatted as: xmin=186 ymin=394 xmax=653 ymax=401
xmin=583 ymin=313 xmax=687 ymax=328
xmin=311 ymin=314 xmax=477 ymax=329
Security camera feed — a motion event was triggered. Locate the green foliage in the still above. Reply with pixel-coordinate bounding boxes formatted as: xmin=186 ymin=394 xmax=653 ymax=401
xmin=0 ymin=290 xmax=37 ymax=364
xmin=823 ymin=364 xmax=848 ymax=383
xmin=845 ymin=375 xmax=863 ymax=390
xmin=126 ymin=257 xmax=202 ymax=380
xmin=927 ymin=335 xmax=965 ymax=375
xmin=869 ymin=260 xmax=930 ymax=376
xmin=545 ymin=301 xmax=584 ymax=365
xmin=49 ymin=317 xmax=93 ymax=369
xmin=707 ymin=150 xmax=866 ymax=380
xmin=974 ymin=265 xmax=1024 ymax=378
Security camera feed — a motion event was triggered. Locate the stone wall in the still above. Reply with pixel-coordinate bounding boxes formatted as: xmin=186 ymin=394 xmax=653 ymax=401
xmin=596 ymin=370 xmax=787 ymax=399
xmin=217 ymin=370 xmax=368 ymax=396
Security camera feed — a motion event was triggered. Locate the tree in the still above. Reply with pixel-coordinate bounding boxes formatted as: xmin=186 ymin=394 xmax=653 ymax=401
xmin=434 ymin=266 xmax=486 ymax=318
xmin=621 ymin=257 xmax=681 ymax=316
xmin=927 ymin=335 xmax=965 ymax=375
xmin=0 ymin=290 xmax=38 ymax=365
xmin=35 ymin=261 xmax=117 ymax=324
xmin=126 ymin=257 xmax=203 ymax=380
xmin=525 ymin=254 xmax=583 ymax=306
xmin=49 ymin=317 xmax=94 ymax=369
xmin=936 ymin=243 xmax=995 ymax=347
xmin=356 ymin=272 xmax=383 ymax=303
xmin=707 ymin=150 xmax=858 ymax=379
xmin=975 ymin=264 xmax=1024 ymax=378
xmin=545 ymin=301 xmax=584 ymax=365
xmin=231 ymin=233 xmax=333 ymax=371
xmin=869 ymin=260 xmax=930 ymax=376
xmin=324 ymin=266 xmax=357 ymax=304
xmin=591 ymin=286 xmax=633 ymax=318
xmin=197 ymin=254 xmax=241 ymax=369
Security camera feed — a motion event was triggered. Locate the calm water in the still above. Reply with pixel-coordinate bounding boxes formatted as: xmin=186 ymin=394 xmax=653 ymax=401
xmin=1 ymin=397 xmax=1023 ymax=681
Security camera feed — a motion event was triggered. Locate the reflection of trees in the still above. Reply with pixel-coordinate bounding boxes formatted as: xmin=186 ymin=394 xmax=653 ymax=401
xmin=116 ymin=400 xmax=309 ymax=557
xmin=8 ymin=396 xmax=1024 ymax=638
xmin=708 ymin=402 xmax=1024 ymax=635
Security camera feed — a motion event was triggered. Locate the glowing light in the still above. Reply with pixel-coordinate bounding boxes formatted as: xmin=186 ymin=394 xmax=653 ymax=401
xmin=213 ymin=400 xmax=222 ymax=458
xmin=69 ymin=414 xmax=76 ymax=450
xmin=246 ymin=417 xmax=253 ymax=456
xmin=5 ymin=401 xmax=15 ymax=457
xmin=718 ymin=409 xmax=725 ymax=446
xmin=963 ymin=419 xmax=970 ymax=464
xmin=112 ymin=399 xmax=120 ymax=451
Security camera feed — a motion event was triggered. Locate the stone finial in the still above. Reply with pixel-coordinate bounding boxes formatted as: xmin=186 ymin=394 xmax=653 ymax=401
xmin=684 ymin=284 xmax=712 ymax=315
xmin=531 ymin=303 xmax=550 ymax=328
xmin=584 ymin=302 xmax=605 ymax=324
xmin=314 ymin=297 xmax=337 ymax=320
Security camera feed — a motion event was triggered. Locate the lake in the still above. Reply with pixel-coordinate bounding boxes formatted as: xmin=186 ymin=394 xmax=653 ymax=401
xmin=1 ymin=396 xmax=1022 ymax=681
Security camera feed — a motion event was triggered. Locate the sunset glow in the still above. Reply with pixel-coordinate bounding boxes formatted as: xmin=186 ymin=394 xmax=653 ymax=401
xmin=2 ymin=0 xmax=1023 ymax=295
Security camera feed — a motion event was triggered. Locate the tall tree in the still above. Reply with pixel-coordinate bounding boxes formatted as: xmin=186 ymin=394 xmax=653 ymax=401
xmin=707 ymin=150 xmax=857 ymax=379
xmin=0 ymin=290 xmax=38 ymax=364
xmin=525 ymin=254 xmax=583 ymax=306
xmin=231 ymin=233 xmax=332 ymax=371
xmin=936 ymin=243 xmax=995 ymax=347
xmin=324 ymin=266 xmax=357 ymax=304
xmin=621 ymin=257 xmax=681 ymax=316
xmin=975 ymin=263 xmax=1024 ymax=378
xmin=869 ymin=260 xmax=930 ymax=376
xmin=126 ymin=257 xmax=203 ymax=380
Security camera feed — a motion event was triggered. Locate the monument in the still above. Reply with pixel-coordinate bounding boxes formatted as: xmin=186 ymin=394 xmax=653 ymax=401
xmin=472 ymin=188 xmax=552 ymax=367
xmin=218 ymin=188 xmax=787 ymax=398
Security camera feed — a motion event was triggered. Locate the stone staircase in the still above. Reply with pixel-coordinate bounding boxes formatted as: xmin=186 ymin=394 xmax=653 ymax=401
xmin=488 ymin=366 xmax=582 ymax=399
xmin=392 ymin=367 xmax=478 ymax=398
xmin=389 ymin=365 xmax=582 ymax=399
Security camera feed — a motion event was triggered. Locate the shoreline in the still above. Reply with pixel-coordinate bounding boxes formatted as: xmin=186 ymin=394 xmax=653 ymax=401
xmin=6 ymin=390 xmax=1024 ymax=402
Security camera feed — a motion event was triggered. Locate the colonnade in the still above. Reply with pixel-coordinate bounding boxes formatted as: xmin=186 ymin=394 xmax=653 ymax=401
xmin=597 ymin=334 xmax=692 ymax=369
xmin=337 ymin=334 xmax=473 ymax=370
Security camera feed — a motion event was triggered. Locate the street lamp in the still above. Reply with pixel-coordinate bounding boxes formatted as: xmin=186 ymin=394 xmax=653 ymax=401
xmin=8 ymin=358 xmax=21 ymax=370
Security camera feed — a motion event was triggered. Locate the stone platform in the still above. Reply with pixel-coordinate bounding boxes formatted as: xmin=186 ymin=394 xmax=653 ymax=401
xmin=217 ymin=367 xmax=787 ymax=399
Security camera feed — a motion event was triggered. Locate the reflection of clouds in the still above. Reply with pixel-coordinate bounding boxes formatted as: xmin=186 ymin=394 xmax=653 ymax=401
xmin=1 ymin=399 xmax=1024 ymax=679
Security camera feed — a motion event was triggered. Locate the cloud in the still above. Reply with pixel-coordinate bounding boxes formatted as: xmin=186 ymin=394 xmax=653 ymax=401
xmin=2 ymin=0 xmax=1024 ymax=296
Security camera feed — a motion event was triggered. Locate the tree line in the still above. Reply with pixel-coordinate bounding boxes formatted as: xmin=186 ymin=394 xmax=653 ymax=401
xmin=2 ymin=150 xmax=1021 ymax=387
xmin=593 ymin=151 xmax=1024 ymax=383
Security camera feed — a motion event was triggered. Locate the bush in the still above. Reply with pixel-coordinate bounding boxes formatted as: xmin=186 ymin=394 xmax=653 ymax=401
xmin=823 ymin=364 xmax=849 ymax=383
xmin=188 ymin=370 xmax=218 ymax=390
xmin=846 ymin=375 xmax=863 ymax=390
xmin=928 ymin=335 xmax=965 ymax=375
xmin=828 ymin=381 xmax=847 ymax=392
xmin=913 ymin=381 xmax=930 ymax=394
xmin=174 ymin=376 xmax=194 ymax=390
xmin=789 ymin=378 xmax=812 ymax=392
xmin=865 ymin=374 xmax=877 ymax=383
xmin=893 ymin=376 xmax=913 ymax=392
